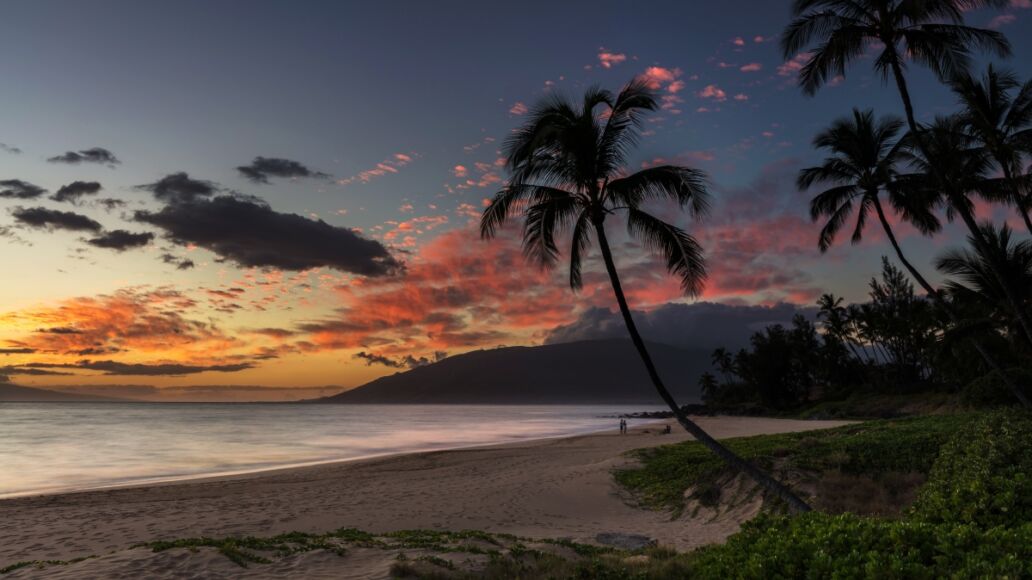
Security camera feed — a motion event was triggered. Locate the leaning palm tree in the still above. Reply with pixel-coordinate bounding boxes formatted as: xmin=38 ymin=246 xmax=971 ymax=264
xmin=481 ymin=81 xmax=812 ymax=512
xmin=950 ymin=65 xmax=1032 ymax=233
xmin=803 ymin=109 xmax=1032 ymax=407
xmin=781 ymin=0 xmax=1011 ymax=135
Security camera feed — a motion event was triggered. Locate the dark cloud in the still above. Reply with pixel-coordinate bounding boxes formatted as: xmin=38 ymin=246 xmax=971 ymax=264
xmin=51 ymin=181 xmax=103 ymax=203
xmin=354 ymin=350 xmax=448 ymax=370
xmin=136 ymin=172 xmax=218 ymax=204
xmin=86 ymin=230 xmax=154 ymax=251
xmin=11 ymin=207 xmax=103 ymax=232
xmin=0 ymin=179 xmax=47 ymax=199
xmin=160 ymin=253 xmax=195 ymax=270
xmin=0 ymin=366 xmax=74 ymax=377
xmin=237 ymin=156 xmax=330 ymax=184
xmin=0 ymin=143 xmax=21 ymax=154
xmin=0 ymin=348 xmax=36 ymax=354
xmin=94 ymin=198 xmax=127 ymax=211
xmin=25 ymin=360 xmax=253 ymax=376
xmin=47 ymin=147 xmax=120 ymax=166
xmin=135 ymin=195 xmax=401 ymax=275
xmin=545 ymin=302 xmax=816 ymax=352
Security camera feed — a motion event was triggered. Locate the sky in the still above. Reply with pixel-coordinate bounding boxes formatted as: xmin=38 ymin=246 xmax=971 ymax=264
xmin=2 ymin=0 xmax=1032 ymax=396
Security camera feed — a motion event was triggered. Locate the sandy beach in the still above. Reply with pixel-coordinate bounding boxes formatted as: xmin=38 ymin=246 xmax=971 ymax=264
xmin=0 ymin=416 xmax=851 ymax=578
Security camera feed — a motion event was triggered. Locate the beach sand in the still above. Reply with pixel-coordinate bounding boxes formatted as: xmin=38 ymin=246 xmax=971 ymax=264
xmin=0 ymin=416 xmax=852 ymax=578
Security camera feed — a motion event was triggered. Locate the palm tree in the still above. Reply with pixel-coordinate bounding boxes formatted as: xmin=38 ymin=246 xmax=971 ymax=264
xmin=803 ymin=110 xmax=1032 ymax=407
xmin=937 ymin=222 xmax=1032 ymax=336
xmin=481 ymin=81 xmax=812 ymax=512
xmin=711 ymin=347 xmax=735 ymax=384
xmin=801 ymin=109 xmax=941 ymax=292
xmin=817 ymin=293 xmax=866 ymax=363
xmin=901 ymin=116 xmax=1032 ymax=343
xmin=781 ymin=0 xmax=1011 ymax=135
xmin=950 ymin=65 xmax=1032 ymax=233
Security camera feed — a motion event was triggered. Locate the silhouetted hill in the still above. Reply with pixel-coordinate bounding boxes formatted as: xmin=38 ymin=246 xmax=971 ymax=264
xmin=318 ymin=339 xmax=709 ymax=404
xmin=0 ymin=383 xmax=119 ymax=402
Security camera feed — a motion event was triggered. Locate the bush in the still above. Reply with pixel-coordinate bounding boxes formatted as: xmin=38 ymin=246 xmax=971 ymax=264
xmin=687 ymin=513 xmax=1032 ymax=579
xmin=960 ymin=368 xmax=1032 ymax=407
xmin=910 ymin=409 xmax=1032 ymax=528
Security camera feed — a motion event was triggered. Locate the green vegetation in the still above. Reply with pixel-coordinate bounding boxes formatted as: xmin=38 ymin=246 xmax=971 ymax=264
xmin=615 ymin=414 xmax=966 ymax=514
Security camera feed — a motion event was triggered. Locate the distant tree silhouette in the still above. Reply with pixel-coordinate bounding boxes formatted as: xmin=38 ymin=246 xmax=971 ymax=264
xmin=781 ymin=0 xmax=1010 ymax=136
xmin=481 ymin=81 xmax=813 ymax=512
xmin=950 ymin=65 xmax=1032 ymax=234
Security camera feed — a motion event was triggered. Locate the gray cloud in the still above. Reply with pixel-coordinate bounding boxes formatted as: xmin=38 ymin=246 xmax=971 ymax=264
xmin=0 ymin=179 xmax=47 ymax=199
xmin=11 ymin=207 xmax=103 ymax=232
xmin=545 ymin=302 xmax=816 ymax=352
xmin=47 ymin=147 xmax=120 ymax=166
xmin=0 ymin=143 xmax=21 ymax=155
xmin=136 ymin=172 xmax=218 ymax=204
xmin=237 ymin=156 xmax=330 ymax=184
xmin=135 ymin=194 xmax=401 ymax=275
xmin=160 ymin=253 xmax=195 ymax=270
xmin=51 ymin=181 xmax=103 ymax=203
xmin=24 ymin=360 xmax=253 ymax=376
xmin=354 ymin=351 xmax=448 ymax=369
xmin=86 ymin=230 xmax=154 ymax=251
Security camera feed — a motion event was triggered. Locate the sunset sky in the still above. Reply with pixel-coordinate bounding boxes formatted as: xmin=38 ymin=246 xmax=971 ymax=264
xmin=3 ymin=0 xmax=1032 ymax=394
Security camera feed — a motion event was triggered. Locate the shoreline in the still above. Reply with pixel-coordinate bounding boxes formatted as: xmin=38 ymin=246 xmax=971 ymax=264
xmin=0 ymin=415 xmax=854 ymax=569
xmin=0 ymin=418 xmax=666 ymax=501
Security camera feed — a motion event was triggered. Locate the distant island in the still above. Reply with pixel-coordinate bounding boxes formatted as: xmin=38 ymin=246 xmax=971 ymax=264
xmin=317 ymin=339 xmax=708 ymax=404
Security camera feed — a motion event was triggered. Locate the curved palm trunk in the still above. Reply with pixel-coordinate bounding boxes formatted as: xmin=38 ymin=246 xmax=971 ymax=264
xmin=592 ymin=219 xmax=812 ymax=513
xmin=1000 ymin=164 xmax=1032 ymax=235
xmin=872 ymin=198 xmax=1032 ymax=408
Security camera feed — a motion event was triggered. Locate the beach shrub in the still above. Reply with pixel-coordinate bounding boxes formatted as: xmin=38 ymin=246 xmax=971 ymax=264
xmin=910 ymin=409 xmax=1032 ymax=528
xmin=615 ymin=414 xmax=966 ymax=513
xmin=960 ymin=368 xmax=1032 ymax=407
xmin=686 ymin=513 xmax=1032 ymax=579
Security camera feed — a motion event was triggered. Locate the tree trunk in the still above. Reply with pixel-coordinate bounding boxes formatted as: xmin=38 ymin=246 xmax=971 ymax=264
xmin=1001 ymin=163 xmax=1032 ymax=235
xmin=872 ymin=197 xmax=1032 ymax=408
xmin=592 ymin=218 xmax=813 ymax=513
xmin=884 ymin=61 xmax=1032 ymax=409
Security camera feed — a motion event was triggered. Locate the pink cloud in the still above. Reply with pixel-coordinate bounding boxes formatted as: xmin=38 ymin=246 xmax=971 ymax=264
xmin=598 ymin=50 xmax=627 ymax=68
xmin=777 ymin=53 xmax=811 ymax=77
xmin=740 ymin=62 xmax=763 ymax=73
xmin=698 ymin=84 xmax=727 ymax=101
xmin=732 ymin=37 xmax=745 ymax=46
xmin=452 ymin=165 xmax=468 ymax=178
xmin=637 ymin=66 xmax=682 ymax=90
xmin=667 ymin=80 xmax=686 ymax=93
xmin=733 ymin=93 xmax=749 ymax=101
xmin=337 ymin=153 xmax=417 ymax=185
xmin=509 ymin=101 xmax=528 ymax=115
xmin=989 ymin=13 xmax=1017 ymax=27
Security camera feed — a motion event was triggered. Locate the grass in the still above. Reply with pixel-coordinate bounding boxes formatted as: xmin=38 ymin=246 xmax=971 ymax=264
xmin=614 ymin=413 xmax=971 ymax=514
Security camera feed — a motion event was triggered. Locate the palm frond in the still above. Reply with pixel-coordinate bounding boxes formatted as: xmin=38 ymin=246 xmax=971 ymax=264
xmin=625 ymin=208 xmax=706 ymax=296
xmin=606 ymin=165 xmax=710 ymax=216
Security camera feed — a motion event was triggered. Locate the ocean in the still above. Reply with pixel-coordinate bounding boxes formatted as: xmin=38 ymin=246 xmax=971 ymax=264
xmin=0 ymin=403 xmax=664 ymax=498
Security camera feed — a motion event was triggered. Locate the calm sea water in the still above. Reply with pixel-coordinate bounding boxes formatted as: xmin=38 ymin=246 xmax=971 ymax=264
xmin=0 ymin=403 xmax=663 ymax=498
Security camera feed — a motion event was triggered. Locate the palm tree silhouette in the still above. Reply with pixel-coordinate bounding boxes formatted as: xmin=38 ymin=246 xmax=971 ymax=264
xmin=781 ymin=0 xmax=1010 ymax=135
xmin=950 ymin=65 xmax=1032 ymax=234
xmin=937 ymin=222 xmax=1032 ymax=321
xmin=901 ymin=116 xmax=1032 ymax=342
xmin=801 ymin=109 xmax=940 ymax=289
xmin=803 ymin=109 xmax=1032 ymax=407
xmin=481 ymin=81 xmax=812 ymax=512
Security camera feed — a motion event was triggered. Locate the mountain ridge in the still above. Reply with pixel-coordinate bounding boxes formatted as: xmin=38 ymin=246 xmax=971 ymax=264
xmin=318 ymin=339 xmax=709 ymax=404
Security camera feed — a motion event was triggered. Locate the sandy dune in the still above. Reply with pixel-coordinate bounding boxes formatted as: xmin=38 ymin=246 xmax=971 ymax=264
xmin=0 ymin=416 xmax=851 ymax=577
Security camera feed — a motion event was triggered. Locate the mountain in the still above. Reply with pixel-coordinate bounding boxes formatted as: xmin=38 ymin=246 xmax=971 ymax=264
xmin=0 ymin=383 xmax=119 ymax=402
xmin=318 ymin=339 xmax=710 ymax=404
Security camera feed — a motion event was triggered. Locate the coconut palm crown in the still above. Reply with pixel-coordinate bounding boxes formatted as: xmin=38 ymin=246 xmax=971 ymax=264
xmin=480 ymin=80 xmax=709 ymax=296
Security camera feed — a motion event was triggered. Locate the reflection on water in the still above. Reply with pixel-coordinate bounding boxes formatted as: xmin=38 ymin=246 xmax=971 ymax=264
xmin=0 ymin=403 xmax=662 ymax=497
